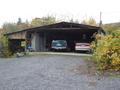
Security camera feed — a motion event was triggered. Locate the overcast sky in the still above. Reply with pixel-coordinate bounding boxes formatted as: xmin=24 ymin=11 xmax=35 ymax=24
xmin=0 ymin=0 xmax=120 ymax=27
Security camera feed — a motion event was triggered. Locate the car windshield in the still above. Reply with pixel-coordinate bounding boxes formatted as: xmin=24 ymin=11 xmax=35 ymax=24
xmin=52 ymin=40 xmax=67 ymax=47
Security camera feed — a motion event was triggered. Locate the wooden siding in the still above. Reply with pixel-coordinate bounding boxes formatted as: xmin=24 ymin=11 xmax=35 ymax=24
xmin=8 ymin=31 xmax=26 ymax=39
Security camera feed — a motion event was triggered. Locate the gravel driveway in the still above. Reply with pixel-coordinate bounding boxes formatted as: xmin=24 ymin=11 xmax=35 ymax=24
xmin=0 ymin=55 xmax=119 ymax=90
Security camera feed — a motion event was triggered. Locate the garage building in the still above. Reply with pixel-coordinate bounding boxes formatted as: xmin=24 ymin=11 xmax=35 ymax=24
xmin=6 ymin=22 xmax=104 ymax=52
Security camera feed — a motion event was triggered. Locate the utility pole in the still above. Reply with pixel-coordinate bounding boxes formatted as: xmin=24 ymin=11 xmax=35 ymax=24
xmin=98 ymin=12 xmax=103 ymax=34
xmin=99 ymin=12 xmax=102 ymax=27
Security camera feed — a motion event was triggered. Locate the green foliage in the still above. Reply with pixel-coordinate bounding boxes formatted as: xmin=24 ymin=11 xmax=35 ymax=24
xmin=31 ymin=16 xmax=57 ymax=27
xmin=81 ymin=17 xmax=97 ymax=26
xmin=103 ymin=24 xmax=120 ymax=34
xmin=69 ymin=18 xmax=79 ymax=23
xmin=0 ymin=36 xmax=12 ymax=57
xmin=2 ymin=16 xmax=57 ymax=33
xmin=92 ymin=30 xmax=120 ymax=71
xmin=3 ymin=19 xmax=31 ymax=33
xmin=17 ymin=18 xmax=22 ymax=25
xmin=3 ymin=23 xmax=19 ymax=33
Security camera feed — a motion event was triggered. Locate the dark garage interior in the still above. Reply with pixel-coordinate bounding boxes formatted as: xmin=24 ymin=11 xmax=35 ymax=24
xmin=45 ymin=29 xmax=98 ymax=51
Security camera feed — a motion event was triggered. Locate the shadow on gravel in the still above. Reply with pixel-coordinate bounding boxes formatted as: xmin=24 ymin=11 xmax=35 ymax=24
xmin=72 ymin=60 xmax=98 ymax=77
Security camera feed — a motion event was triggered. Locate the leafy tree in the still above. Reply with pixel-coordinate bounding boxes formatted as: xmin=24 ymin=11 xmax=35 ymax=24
xmin=81 ymin=17 xmax=97 ymax=26
xmin=0 ymin=29 xmax=5 ymax=38
xmin=3 ymin=23 xmax=19 ymax=33
xmin=69 ymin=18 xmax=74 ymax=23
xmin=0 ymin=35 xmax=12 ymax=57
xmin=3 ymin=19 xmax=31 ymax=33
xmin=103 ymin=24 xmax=120 ymax=34
xmin=17 ymin=18 xmax=31 ymax=30
xmin=69 ymin=18 xmax=79 ymax=23
xmin=25 ymin=19 xmax=30 ymax=26
xmin=31 ymin=16 xmax=57 ymax=27
xmin=17 ymin=18 xmax=22 ymax=25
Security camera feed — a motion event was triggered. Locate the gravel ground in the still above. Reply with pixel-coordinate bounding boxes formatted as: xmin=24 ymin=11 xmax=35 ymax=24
xmin=0 ymin=55 xmax=120 ymax=90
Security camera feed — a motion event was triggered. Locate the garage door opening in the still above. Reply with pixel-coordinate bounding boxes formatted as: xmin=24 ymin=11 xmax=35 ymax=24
xmin=45 ymin=29 xmax=97 ymax=51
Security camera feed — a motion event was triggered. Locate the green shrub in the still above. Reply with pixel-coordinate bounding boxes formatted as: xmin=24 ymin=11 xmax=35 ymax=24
xmin=92 ymin=30 xmax=120 ymax=71
xmin=0 ymin=36 xmax=12 ymax=57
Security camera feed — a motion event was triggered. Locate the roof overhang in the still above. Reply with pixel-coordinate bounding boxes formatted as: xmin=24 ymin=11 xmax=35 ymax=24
xmin=5 ymin=22 xmax=103 ymax=36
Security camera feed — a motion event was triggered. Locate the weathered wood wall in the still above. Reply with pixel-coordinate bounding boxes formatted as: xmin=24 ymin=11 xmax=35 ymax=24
xmin=8 ymin=31 xmax=26 ymax=39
